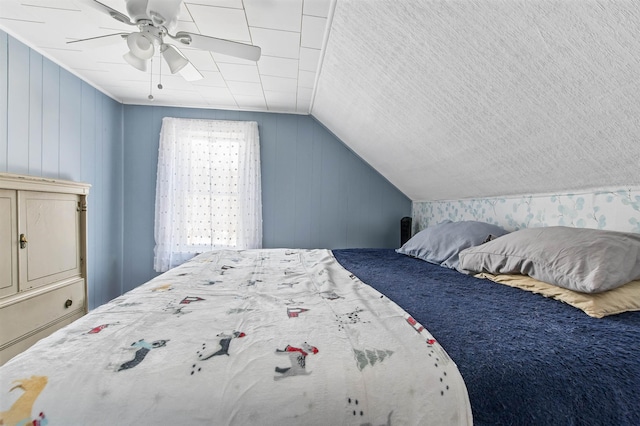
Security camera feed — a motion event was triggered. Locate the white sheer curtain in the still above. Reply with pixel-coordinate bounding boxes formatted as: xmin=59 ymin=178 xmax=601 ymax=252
xmin=154 ymin=117 xmax=262 ymax=272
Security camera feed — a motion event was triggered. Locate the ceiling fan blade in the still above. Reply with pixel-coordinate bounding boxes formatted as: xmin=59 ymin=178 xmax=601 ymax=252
xmin=67 ymin=33 xmax=129 ymax=48
xmin=76 ymin=0 xmax=135 ymax=25
xmin=173 ymin=31 xmax=261 ymax=61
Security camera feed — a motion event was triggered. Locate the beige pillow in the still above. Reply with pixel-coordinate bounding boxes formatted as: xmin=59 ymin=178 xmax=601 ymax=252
xmin=476 ymin=272 xmax=640 ymax=318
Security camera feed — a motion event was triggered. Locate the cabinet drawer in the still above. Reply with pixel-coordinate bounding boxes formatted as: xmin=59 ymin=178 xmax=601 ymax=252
xmin=0 ymin=278 xmax=86 ymax=348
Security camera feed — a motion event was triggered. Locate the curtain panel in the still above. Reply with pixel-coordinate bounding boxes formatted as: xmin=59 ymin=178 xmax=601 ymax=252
xmin=154 ymin=117 xmax=262 ymax=272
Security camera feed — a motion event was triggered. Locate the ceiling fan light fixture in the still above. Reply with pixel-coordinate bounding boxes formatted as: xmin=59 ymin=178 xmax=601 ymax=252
xmin=123 ymin=51 xmax=148 ymax=72
xmin=126 ymin=32 xmax=154 ymax=60
xmin=161 ymin=44 xmax=189 ymax=74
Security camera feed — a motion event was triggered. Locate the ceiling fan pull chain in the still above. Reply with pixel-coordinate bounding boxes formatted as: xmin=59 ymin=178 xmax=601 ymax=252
xmin=148 ymin=57 xmax=154 ymax=101
xmin=158 ymin=54 xmax=164 ymax=90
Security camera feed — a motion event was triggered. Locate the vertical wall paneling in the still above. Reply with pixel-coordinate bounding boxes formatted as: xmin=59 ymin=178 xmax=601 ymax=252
xmin=2 ymin=30 xmax=124 ymax=310
xmin=345 ymin=150 xmax=367 ymax=245
xmin=272 ymin=114 xmax=298 ymax=247
xmin=81 ymin=83 xmax=97 ymax=309
xmin=122 ymin=105 xmax=157 ymax=292
xmin=319 ymin=125 xmax=345 ymax=247
xmin=259 ymin=111 xmax=277 ymax=246
xmin=94 ymin=97 xmax=107 ymax=307
xmin=309 ymin=121 xmax=324 ymax=246
xmin=7 ymin=36 xmax=29 ymax=175
xmin=28 ymin=50 xmax=42 ymax=175
xmin=81 ymin=83 xmax=96 ymax=184
xmin=58 ymin=69 xmax=82 ymax=182
xmin=0 ymin=31 xmax=7 ymax=171
xmin=41 ymin=57 xmax=60 ymax=178
xmin=293 ymin=117 xmax=314 ymax=248
xmin=102 ymin=100 xmax=124 ymax=303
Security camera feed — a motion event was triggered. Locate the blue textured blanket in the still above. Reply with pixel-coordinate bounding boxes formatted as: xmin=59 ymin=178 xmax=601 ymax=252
xmin=333 ymin=249 xmax=640 ymax=426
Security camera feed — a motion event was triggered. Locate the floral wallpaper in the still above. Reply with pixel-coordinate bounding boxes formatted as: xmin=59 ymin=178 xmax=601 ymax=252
xmin=413 ymin=188 xmax=640 ymax=234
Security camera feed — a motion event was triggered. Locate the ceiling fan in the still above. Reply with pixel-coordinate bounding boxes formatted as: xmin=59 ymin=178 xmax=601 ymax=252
xmin=68 ymin=0 xmax=261 ymax=81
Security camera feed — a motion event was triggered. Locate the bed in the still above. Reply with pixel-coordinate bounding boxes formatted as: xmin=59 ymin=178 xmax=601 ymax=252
xmin=2 ymin=224 xmax=640 ymax=426
xmin=0 ymin=248 xmax=472 ymax=426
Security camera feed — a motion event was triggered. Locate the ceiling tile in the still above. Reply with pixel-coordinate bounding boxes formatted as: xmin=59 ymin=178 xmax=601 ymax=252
xmin=217 ymin=62 xmax=261 ymax=82
xmin=233 ymin=94 xmax=267 ymax=109
xmin=185 ymin=0 xmax=244 ymax=10
xmin=174 ymin=20 xmax=199 ymax=33
xmin=297 ymin=86 xmax=313 ymax=110
xmin=298 ymin=70 xmax=316 ymax=88
xmin=150 ymin=90 xmax=207 ymax=106
xmin=197 ymin=86 xmax=237 ymax=105
xmin=227 ymin=81 xmax=263 ymax=96
xmin=250 ymin=27 xmax=300 ymax=59
xmin=97 ymin=63 xmax=149 ymax=81
xmin=258 ymin=56 xmax=298 ymax=79
xmin=41 ymin=47 xmax=104 ymax=69
xmin=191 ymin=71 xmax=227 ymax=87
xmin=11 ymin=22 xmax=70 ymax=47
xmin=299 ymin=47 xmax=320 ymax=71
xmin=244 ymin=0 xmax=302 ymax=32
xmin=22 ymin=0 xmax=79 ymax=8
xmin=153 ymin=74 xmax=201 ymax=92
xmin=261 ymin=75 xmax=297 ymax=92
xmin=74 ymin=42 xmax=128 ymax=62
xmin=0 ymin=1 xmax=42 ymax=21
xmin=303 ymin=0 xmax=331 ymax=18
xmin=92 ymin=0 xmax=128 ymax=14
xmin=301 ymin=15 xmax=326 ymax=49
xmin=187 ymin=4 xmax=251 ymax=42
xmin=264 ymin=90 xmax=297 ymax=110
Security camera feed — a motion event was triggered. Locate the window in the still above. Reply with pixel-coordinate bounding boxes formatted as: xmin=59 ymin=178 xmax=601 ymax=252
xmin=154 ymin=118 xmax=262 ymax=272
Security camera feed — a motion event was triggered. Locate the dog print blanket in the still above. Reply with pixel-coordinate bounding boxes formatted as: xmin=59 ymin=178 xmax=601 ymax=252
xmin=0 ymin=249 xmax=472 ymax=425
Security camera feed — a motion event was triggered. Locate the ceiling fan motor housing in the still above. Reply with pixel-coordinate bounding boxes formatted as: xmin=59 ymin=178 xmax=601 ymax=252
xmin=125 ymin=0 xmax=181 ymax=30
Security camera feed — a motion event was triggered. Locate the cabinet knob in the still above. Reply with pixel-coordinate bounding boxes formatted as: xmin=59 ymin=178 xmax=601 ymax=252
xmin=64 ymin=299 xmax=73 ymax=309
xmin=19 ymin=234 xmax=28 ymax=249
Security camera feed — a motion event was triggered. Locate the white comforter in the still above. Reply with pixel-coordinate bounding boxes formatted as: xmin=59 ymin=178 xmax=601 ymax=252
xmin=0 ymin=249 xmax=472 ymax=425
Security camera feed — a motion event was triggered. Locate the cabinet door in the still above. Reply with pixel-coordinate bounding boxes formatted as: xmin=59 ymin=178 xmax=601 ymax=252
xmin=18 ymin=191 xmax=82 ymax=291
xmin=0 ymin=190 xmax=17 ymax=298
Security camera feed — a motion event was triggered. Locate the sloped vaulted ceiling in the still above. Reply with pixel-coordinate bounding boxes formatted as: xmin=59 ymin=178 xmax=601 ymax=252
xmin=2 ymin=1 xmax=640 ymax=202
xmin=311 ymin=0 xmax=640 ymax=201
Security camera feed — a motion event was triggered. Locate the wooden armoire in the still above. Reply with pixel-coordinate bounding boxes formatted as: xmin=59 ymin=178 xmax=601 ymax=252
xmin=0 ymin=173 xmax=89 ymax=365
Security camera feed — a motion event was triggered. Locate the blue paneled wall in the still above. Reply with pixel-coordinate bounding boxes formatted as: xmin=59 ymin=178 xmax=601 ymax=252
xmin=0 ymin=31 xmax=124 ymax=310
xmin=2 ymin=29 xmax=411 ymax=306
xmin=122 ymin=106 xmax=410 ymax=291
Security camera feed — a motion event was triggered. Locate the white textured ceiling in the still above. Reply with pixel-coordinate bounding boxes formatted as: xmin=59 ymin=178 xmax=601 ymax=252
xmin=2 ymin=0 xmax=640 ymax=201
xmin=313 ymin=0 xmax=640 ymax=200
xmin=0 ymin=0 xmax=332 ymax=113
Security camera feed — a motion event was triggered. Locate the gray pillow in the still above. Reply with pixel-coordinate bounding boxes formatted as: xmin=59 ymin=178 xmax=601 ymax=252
xmin=396 ymin=220 xmax=509 ymax=270
xmin=458 ymin=226 xmax=640 ymax=293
